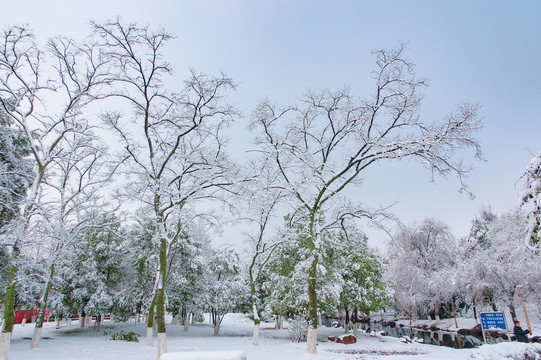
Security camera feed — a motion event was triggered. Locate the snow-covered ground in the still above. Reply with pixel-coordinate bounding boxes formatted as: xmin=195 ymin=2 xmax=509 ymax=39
xmin=5 ymin=314 xmax=541 ymax=360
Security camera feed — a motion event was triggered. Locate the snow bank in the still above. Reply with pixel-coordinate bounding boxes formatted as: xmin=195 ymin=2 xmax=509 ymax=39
xmin=160 ymin=350 xmax=246 ymax=360
xmin=469 ymin=343 xmax=541 ymax=360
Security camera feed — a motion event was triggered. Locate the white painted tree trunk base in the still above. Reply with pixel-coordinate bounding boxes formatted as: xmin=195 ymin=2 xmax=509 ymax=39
xmin=157 ymin=333 xmax=167 ymax=360
xmin=252 ymin=324 xmax=260 ymax=346
xmin=146 ymin=327 xmax=153 ymax=347
xmin=31 ymin=327 xmax=42 ymax=349
xmin=306 ymin=328 xmax=317 ymax=354
xmin=0 ymin=332 xmax=12 ymax=360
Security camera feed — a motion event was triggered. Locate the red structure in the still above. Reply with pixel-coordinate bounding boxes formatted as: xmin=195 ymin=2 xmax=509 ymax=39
xmin=14 ymin=309 xmax=52 ymax=324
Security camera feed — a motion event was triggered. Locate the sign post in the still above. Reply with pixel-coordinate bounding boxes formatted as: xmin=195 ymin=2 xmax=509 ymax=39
xmin=480 ymin=312 xmax=510 ymax=343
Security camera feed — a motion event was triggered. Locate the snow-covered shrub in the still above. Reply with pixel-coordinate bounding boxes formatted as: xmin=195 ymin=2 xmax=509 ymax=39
xmin=105 ymin=330 xmax=140 ymax=342
xmin=469 ymin=343 xmax=541 ymax=360
xmin=288 ymin=315 xmax=309 ymax=343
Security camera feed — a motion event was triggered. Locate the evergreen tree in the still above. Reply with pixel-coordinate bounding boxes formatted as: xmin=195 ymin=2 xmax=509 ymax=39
xmin=203 ymin=247 xmax=246 ymax=336
xmin=339 ymin=232 xmax=390 ymax=331
xmin=0 ymin=107 xmax=32 ymax=229
xmin=61 ymin=214 xmax=126 ymax=330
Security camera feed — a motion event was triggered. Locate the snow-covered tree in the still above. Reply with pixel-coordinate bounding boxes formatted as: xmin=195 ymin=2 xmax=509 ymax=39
xmin=471 ymin=210 xmax=540 ymax=323
xmin=60 ymin=214 xmax=126 ymax=330
xmin=459 ymin=207 xmax=498 ymax=319
xmin=0 ymin=107 xmax=32 ymax=229
xmin=92 ymin=19 xmax=239 ymax=358
xmin=0 ymin=107 xmax=32 ymax=309
xmin=0 ymin=25 xmax=108 ymax=358
xmin=387 ymin=218 xmax=458 ymax=320
xmin=338 ymin=231 xmax=390 ymax=333
xmin=165 ymin=221 xmax=208 ymax=333
xmin=250 ymin=45 xmax=481 ymax=353
xmin=116 ymin=218 xmax=159 ymax=325
xmin=202 ymin=247 xmax=246 ymax=336
xmin=520 ymin=151 xmax=541 ymax=248
xmin=27 ymin=122 xmax=113 ymax=348
xmin=242 ymin=163 xmax=285 ymax=345
xmin=264 ymin=216 xmax=345 ymax=320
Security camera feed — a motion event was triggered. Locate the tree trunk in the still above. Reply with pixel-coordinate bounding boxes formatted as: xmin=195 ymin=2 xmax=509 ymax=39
xmin=252 ymin=324 xmax=260 ymax=346
xmin=94 ymin=313 xmax=102 ymax=332
xmin=184 ymin=316 xmax=190 ymax=332
xmin=344 ymin=306 xmax=350 ymax=333
xmin=146 ymin=327 xmax=153 ymax=348
xmin=509 ymin=303 xmax=518 ymax=324
xmin=147 ymin=296 xmax=156 ymax=347
xmin=250 ymin=274 xmax=260 ymax=345
xmin=80 ymin=309 xmax=85 ymax=328
xmin=31 ymin=327 xmax=42 ymax=350
xmin=136 ymin=299 xmax=143 ymax=323
xmin=306 ymin=328 xmax=317 ymax=354
xmin=21 ymin=309 xmax=29 ymax=327
xmin=31 ymin=264 xmax=54 ymax=349
xmin=434 ymin=303 xmax=441 ymax=323
xmin=1 ymin=245 xmax=20 ymax=360
xmin=156 ymin=238 xmax=168 ymax=359
xmin=473 ymin=300 xmax=478 ymax=324
xmin=157 ymin=333 xmax=167 ymax=359
xmin=0 ymin=332 xmax=11 ymax=360
xmin=182 ymin=307 xmax=190 ymax=332
xmin=180 ymin=305 xmax=187 ymax=326
xmin=306 ymin=255 xmax=318 ymax=354
xmin=353 ymin=309 xmax=358 ymax=336
xmin=212 ymin=309 xmax=221 ymax=336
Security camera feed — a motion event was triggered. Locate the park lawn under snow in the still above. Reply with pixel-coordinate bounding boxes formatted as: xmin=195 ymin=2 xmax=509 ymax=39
xmin=6 ymin=313 xmax=541 ymax=360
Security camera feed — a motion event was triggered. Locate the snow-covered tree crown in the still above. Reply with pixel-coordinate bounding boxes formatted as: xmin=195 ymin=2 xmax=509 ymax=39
xmin=520 ymin=151 xmax=541 ymax=248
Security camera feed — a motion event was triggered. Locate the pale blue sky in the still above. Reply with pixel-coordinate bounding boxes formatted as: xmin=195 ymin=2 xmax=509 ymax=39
xmin=2 ymin=1 xmax=540 ymax=246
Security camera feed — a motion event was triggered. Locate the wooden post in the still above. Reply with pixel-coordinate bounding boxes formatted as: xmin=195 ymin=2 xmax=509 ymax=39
xmin=408 ymin=312 xmax=413 ymax=339
xmin=451 ymin=300 xmax=462 ymax=348
xmin=451 ymin=301 xmax=458 ymax=328
xmin=517 ymin=286 xmax=532 ymax=334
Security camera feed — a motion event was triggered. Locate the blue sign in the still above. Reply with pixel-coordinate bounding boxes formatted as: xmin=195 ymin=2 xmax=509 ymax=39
xmin=480 ymin=312 xmax=507 ymax=331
